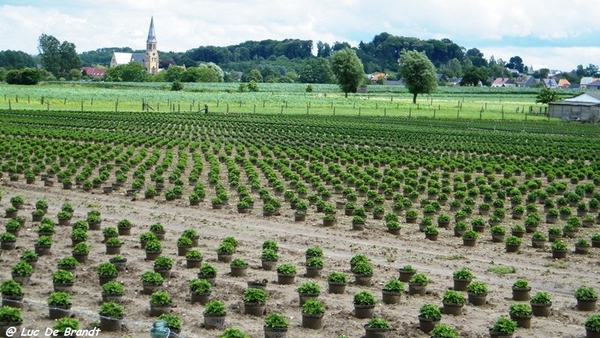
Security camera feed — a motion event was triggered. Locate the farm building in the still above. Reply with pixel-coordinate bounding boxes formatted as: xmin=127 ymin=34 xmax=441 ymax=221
xmin=548 ymin=92 xmax=600 ymax=122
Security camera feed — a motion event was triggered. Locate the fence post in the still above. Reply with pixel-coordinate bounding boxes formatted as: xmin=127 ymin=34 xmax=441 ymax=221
xmin=8 ymin=99 xmax=11 ymax=111
xmin=253 ymin=104 xmax=256 ymax=113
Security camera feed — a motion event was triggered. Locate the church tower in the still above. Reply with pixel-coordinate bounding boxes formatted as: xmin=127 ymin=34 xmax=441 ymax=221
xmin=144 ymin=17 xmax=159 ymax=75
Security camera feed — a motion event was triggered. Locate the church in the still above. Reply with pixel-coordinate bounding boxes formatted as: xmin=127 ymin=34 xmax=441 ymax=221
xmin=109 ymin=17 xmax=159 ymax=74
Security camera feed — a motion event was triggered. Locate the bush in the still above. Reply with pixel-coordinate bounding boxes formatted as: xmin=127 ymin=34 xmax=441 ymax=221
xmin=327 ymin=271 xmax=347 ymax=284
xmin=218 ymin=328 xmax=249 ymax=338
xmin=189 ymin=278 xmax=211 ymax=294
xmin=0 ymin=279 xmax=23 ymax=296
xmin=430 ymin=324 xmax=459 ymax=338
xmin=0 ymin=305 xmax=22 ymax=322
xmin=442 ymin=290 xmax=466 ymax=305
xmin=52 ymin=270 xmax=74 ymax=284
xmin=351 ymin=262 xmax=373 ymax=276
xmin=490 ymin=317 xmax=517 ymax=334
xmin=140 ymin=271 xmax=164 ymax=285
xmin=102 ymin=281 xmax=123 ymax=295
xmin=98 ymin=301 xmax=124 ymax=319
xmin=509 ymin=303 xmax=532 ymax=317
xmin=264 ymin=313 xmax=289 ymax=329
xmin=244 ymin=288 xmax=268 ymax=304
xmin=157 ymin=313 xmax=182 ymax=331
xmin=276 ymin=263 xmax=296 ymax=275
xmin=409 ymin=273 xmax=428 ymax=286
xmin=466 ymin=281 xmax=488 ymax=295
xmin=366 ymin=317 xmax=389 ymax=329
xmin=301 ymin=298 xmax=324 ymax=315
xmin=383 ymin=278 xmax=404 ymax=293
xmin=453 ymin=268 xmax=473 ymax=281
xmin=575 ymin=286 xmax=598 ymax=300
xmin=150 ymin=290 xmax=171 ymax=305
xmin=530 ymin=291 xmax=552 ymax=305
xmin=96 ymin=262 xmax=118 ymax=277
xmin=47 ymin=291 xmax=71 ymax=307
xmin=203 ymin=300 xmax=225 ymax=315
xmin=297 ymin=282 xmax=321 ymax=295
xmin=585 ymin=314 xmax=600 ymax=333
xmin=419 ymin=303 xmax=441 ymax=320
xmin=53 ymin=317 xmax=79 ymax=334
xmin=353 ymin=290 xmax=376 ymax=306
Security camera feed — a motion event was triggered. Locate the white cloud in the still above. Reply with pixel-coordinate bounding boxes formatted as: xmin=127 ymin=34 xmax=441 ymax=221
xmin=0 ymin=0 xmax=599 ymax=70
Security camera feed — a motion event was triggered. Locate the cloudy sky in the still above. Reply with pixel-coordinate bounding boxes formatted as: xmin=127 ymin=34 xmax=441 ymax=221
xmin=0 ymin=0 xmax=598 ymax=71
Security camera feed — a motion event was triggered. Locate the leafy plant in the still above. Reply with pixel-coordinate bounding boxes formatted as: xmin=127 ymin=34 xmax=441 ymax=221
xmin=419 ymin=303 xmax=441 ymax=320
xmin=140 ymin=271 xmax=163 ymax=285
xmin=585 ymin=314 xmax=600 ymax=332
xmin=366 ymin=317 xmax=389 ymax=329
xmin=575 ymin=286 xmax=598 ymax=300
xmin=198 ymin=263 xmax=217 ymax=277
xmin=530 ymin=291 xmax=552 ymax=305
xmin=264 ymin=312 xmax=289 ymax=329
xmin=150 ymin=290 xmax=172 ymax=305
xmin=230 ymin=258 xmax=247 ymax=268
xmin=0 ymin=279 xmax=23 ymax=296
xmin=301 ymin=298 xmax=324 ymax=315
xmin=261 ymin=248 xmax=279 ymax=261
xmin=72 ymin=242 xmax=89 ymax=254
xmin=505 ymin=235 xmax=522 ymax=246
xmin=217 ymin=241 xmax=235 ymax=254
xmin=262 ymin=239 xmax=278 ymax=252
xmin=47 ymin=291 xmax=71 ymax=307
xmin=11 ymin=261 xmax=32 ymax=276
xmin=490 ymin=317 xmax=517 ymax=334
xmin=382 ymin=278 xmax=405 ymax=293
xmin=157 ymin=313 xmax=182 ymax=331
xmin=20 ymin=250 xmax=38 ymax=261
xmin=409 ymin=273 xmax=428 ymax=286
xmin=218 ymin=328 xmax=248 ymax=338
xmin=185 ymin=249 xmax=203 ymax=260
xmin=430 ymin=324 xmax=458 ymax=338
xmin=466 ymin=281 xmax=488 ymax=295
xmin=306 ymin=257 xmax=324 ymax=269
xmin=305 ymin=246 xmax=323 ymax=257
xmin=36 ymin=235 xmax=52 ymax=247
xmin=57 ymin=256 xmax=78 ymax=269
xmin=327 ymin=271 xmax=348 ymax=284
xmin=117 ymin=219 xmax=132 ymax=229
xmin=453 ymin=268 xmax=473 ymax=281
xmin=203 ymin=299 xmax=226 ymax=314
xmin=442 ymin=290 xmax=466 ymax=305
xmin=53 ymin=317 xmax=79 ymax=334
xmin=353 ymin=290 xmax=376 ymax=306
xmin=551 ymin=240 xmax=568 ymax=251
xmin=145 ymin=240 xmax=162 ymax=252
xmin=153 ymin=256 xmax=173 ymax=270
xmin=276 ymin=263 xmax=296 ymax=275
xmin=244 ymin=287 xmax=268 ymax=304
xmin=102 ymin=281 xmax=123 ymax=294
xmin=98 ymin=301 xmax=124 ymax=319
xmin=0 ymin=232 xmax=17 ymax=243
xmin=52 ymin=270 xmax=74 ymax=284
xmin=400 ymin=264 xmax=416 ymax=272
xmin=0 ymin=305 xmax=22 ymax=322
xmin=512 ymin=279 xmax=529 ymax=289
xmin=351 ymin=262 xmax=373 ymax=276
xmin=189 ymin=278 xmax=211 ymax=294
xmin=297 ymin=282 xmax=321 ymax=295
xmin=509 ymin=303 xmax=532 ymax=317
xmin=96 ymin=262 xmax=118 ymax=277
xmin=462 ymin=230 xmax=478 ymax=239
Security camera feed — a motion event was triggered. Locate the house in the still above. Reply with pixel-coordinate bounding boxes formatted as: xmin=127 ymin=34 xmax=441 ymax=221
xmin=580 ymin=77 xmax=599 ymax=89
xmin=515 ymin=76 xmax=538 ymax=88
xmin=587 ymin=80 xmax=600 ymax=90
xmin=368 ymin=72 xmax=388 ymax=83
xmin=541 ymin=79 xmax=558 ymax=88
xmin=80 ymin=67 xmax=106 ymax=79
xmin=557 ymin=79 xmax=570 ymax=88
xmin=109 ymin=17 xmax=159 ymax=74
xmin=491 ymin=78 xmax=515 ymax=87
xmin=436 ymin=74 xmax=448 ymax=83
xmin=548 ymin=92 xmax=600 ymax=122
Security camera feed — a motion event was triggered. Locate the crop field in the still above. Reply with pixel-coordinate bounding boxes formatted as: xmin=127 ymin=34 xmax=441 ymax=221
xmin=0 ymin=83 xmax=599 ymax=338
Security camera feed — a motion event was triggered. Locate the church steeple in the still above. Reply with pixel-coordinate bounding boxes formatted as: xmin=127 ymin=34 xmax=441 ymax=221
xmin=144 ymin=16 xmax=158 ymax=75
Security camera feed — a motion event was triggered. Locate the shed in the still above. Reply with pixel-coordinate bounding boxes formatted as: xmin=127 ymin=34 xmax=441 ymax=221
xmin=548 ymin=92 xmax=600 ymax=122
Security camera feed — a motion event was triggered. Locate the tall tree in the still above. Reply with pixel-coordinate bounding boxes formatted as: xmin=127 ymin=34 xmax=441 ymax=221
xmin=465 ymin=48 xmax=487 ymax=68
xmin=398 ymin=50 xmax=437 ymax=103
xmin=330 ymin=48 xmax=365 ymax=97
xmin=299 ymin=57 xmax=333 ymax=83
xmin=507 ymin=56 xmax=524 ymax=73
xmin=59 ymin=41 xmax=82 ymax=74
xmin=38 ymin=34 xmax=61 ymax=76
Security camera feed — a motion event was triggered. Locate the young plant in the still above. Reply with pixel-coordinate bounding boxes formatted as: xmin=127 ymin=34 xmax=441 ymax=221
xmin=0 ymin=279 xmax=24 ymax=296
xmin=157 ymin=313 xmax=182 ymax=331
xmin=12 ymin=261 xmax=33 ymax=276
xmin=0 ymin=306 xmax=22 ymax=322
xmin=102 ymin=281 xmax=123 ymax=295
xmin=189 ymin=278 xmax=211 ymax=294
xmin=47 ymin=291 xmax=71 ymax=307
xmin=409 ymin=273 xmax=428 ymax=286
xmin=53 ymin=317 xmax=79 ymax=335
xmin=366 ymin=317 xmax=389 ymax=329
xmin=509 ymin=303 xmax=532 ymax=317
xmin=243 ymin=288 xmax=268 ymax=304
xmin=276 ymin=263 xmax=296 ymax=275
xmin=96 ymin=262 xmax=118 ymax=278
xmin=98 ymin=301 xmax=124 ymax=319
xmin=490 ymin=317 xmax=517 ymax=334
xmin=353 ymin=290 xmax=376 ymax=306
xmin=264 ymin=313 xmax=289 ymax=329
xmin=140 ymin=271 xmax=164 ymax=285
xmin=442 ymin=290 xmax=466 ymax=305
xmin=203 ymin=300 xmax=226 ymax=315
xmin=327 ymin=271 xmax=348 ymax=284
xmin=419 ymin=303 xmax=441 ymax=320
xmin=150 ymin=290 xmax=172 ymax=306
xmin=530 ymin=291 xmax=552 ymax=305
xmin=430 ymin=324 xmax=458 ymax=338
xmin=382 ymin=278 xmax=405 ymax=293
xmin=72 ymin=242 xmax=89 ymax=254
xmin=351 ymin=262 xmax=373 ymax=276
xmin=301 ymin=298 xmax=324 ymax=315
xmin=466 ymin=281 xmax=488 ymax=295
xmin=453 ymin=268 xmax=474 ymax=281
xmin=575 ymin=286 xmax=598 ymax=300
xmin=52 ymin=270 xmax=74 ymax=284
xmin=297 ymin=282 xmax=321 ymax=295
xmin=198 ymin=263 xmax=217 ymax=277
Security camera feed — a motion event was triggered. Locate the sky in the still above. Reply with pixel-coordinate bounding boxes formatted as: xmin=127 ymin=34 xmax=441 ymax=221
xmin=0 ymin=0 xmax=599 ymax=72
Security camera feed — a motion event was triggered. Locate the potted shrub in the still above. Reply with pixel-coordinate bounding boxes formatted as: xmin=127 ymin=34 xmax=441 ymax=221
xmin=0 ymin=279 xmax=24 ymax=308
xmin=576 ymin=239 xmax=591 ymax=255
xmin=418 ymin=303 xmax=441 ymax=334
xmin=157 ymin=313 xmax=182 ymax=337
xmin=149 ymin=290 xmax=172 ymax=316
xmin=108 ymin=254 xmax=127 ymax=272
xmin=352 ymin=215 xmax=366 ymax=231
xmin=327 ymin=271 xmax=348 ymax=294
xmin=57 ymin=256 xmax=78 ymax=272
xmin=141 ymin=271 xmax=164 ymax=295
xmin=512 ymin=279 xmax=531 ymax=301
xmin=52 ymin=269 xmax=74 ymax=293
xmin=262 ymin=239 xmax=279 ymax=252
xmin=71 ymin=242 xmax=89 ymax=263
xmin=424 ymin=225 xmax=439 ymax=241
xmin=442 ymin=290 xmax=465 ymax=315
xmin=382 ymin=278 xmax=404 ymax=304
xmin=0 ymin=306 xmax=22 ymax=334
xmin=52 ymin=317 xmax=79 ymax=337
xmin=189 ymin=278 xmax=212 ymax=305
xmin=11 ymin=261 xmax=32 ymax=285
xmin=4 ymin=206 xmax=17 ymax=219
xmin=297 ymin=282 xmax=320 ymax=306
xmin=261 ymin=248 xmax=279 ymax=271
xmin=101 ymin=280 xmax=123 ymax=304
xmin=244 ymin=287 xmax=268 ymax=316
xmin=216 ymin=241 xmax=235 ymax=263
xmin=198 ymin=263 xmax=217 ymax=286
xmin=153 ymin=255 xmax=174 ymax=279
xmin=511 ymin=224 xmax=525 ymax=238
xmin=276 ymin=263 xmax=296 ymax=285
xmin=576 ymin=286 xmax=598 ymax=311
xmin=489 ymin=317 xmax=517 ymax=338
xmin=462 ymin=229 xmax=478 ymax=246
xmin=57 ymin=211 xmax=72 ymax=226
xmin=530 ymin=291 xmax=552 ymax=317
xmin=490 ymin=226 xmax=506 ymax=243
xmin=47 ymin=291 xmax=71 ymax=319
xmin=145 ymin=240 xmax=163 ymax=261
xmin=38 ymin=221 xmax=55 ymax=237
xmin=467 ymin=281 xmax=488 ymax=306
xmin=149 ymin=222 xmax=166 ymax=240
xmin=453 ymin=222 xmax=468 ymax=237
xmin=364 ymin=317 xmax=390 ymax=338
xmin=509 ymin=303 xmax=532 ymax=328
xmin=0 ymin=232 xmax=17 ymax=251
xmin=9 ymin=196 xmax=24 ymax=209
xmin=185 ymin=249 xmax=203 ymax=268
xmin=264 ymin=312 xmax=289 ymax=338
xmin=20 ymin=250 xmax=38 ymax=269
xmin=437 ymin=213 xmax=451 ymax=228
xmin=34 ymin=235 xmax=52 ymax=256
xmin=102 ymin=227 xmax=118 ymax=241
xmin=230 ymin=258 xmax=248 ymax=277
xmin=182 ymin=229 xmax=200 ymax=246
xmin=505 ymin=235 xmax=522 ymax=253
xmin=430 ymin=324 xmax=458 ymax=338
xmin=452 ymin=267 xmax=473 ymax=291
xmin=96 ymin=262 xmax=118 ymax=286
xmin=398 ymin=264 xmax=417 ymax=282
xmin=351 ymin=262 xmax=373 ymax=286
xmin=116 ymin=219 xmax=132 ymax=236
xmin=305 ymin=246 xmax=323 ymax=260
xmin=530 ymin=231 xmax=545 ymax=248
xmin=203 ymin=299 xmax=226 ymax=330
xmin=305 ymin=256 xmax=324 ymax=278
xmin=585 ymin=314 xmax=600 ymax=338
xmin=5 ymin=219 xmax=20 ymax=237
xmin=301 ymin=298 xmax=324 ymax=329
xmin=551 ymin=240 xmax=568 ymax=259
xmin=31 ymin=209 xmax=44 ymax=222
xmin=408 ymin=273 xmax=428 ymax=296
xmin=98 ymin=301 xmax=124 ymax=332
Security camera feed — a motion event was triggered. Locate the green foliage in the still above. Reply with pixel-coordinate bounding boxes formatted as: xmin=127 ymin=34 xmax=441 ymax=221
xmin=102 ymin=281 xmax=123 ymax=294
xmin=5 ymin=68 xmax=45 ymax=85
xmin=264 ymin=312 xmax=289 ymax=329
xmin=351 ymin=262 xmax=373 ymax=276
xmin=11 ymin=261 xmax=32 ymax=276
xmin=327 ymin=271 xmax=348 ymax=284
xmin=0 ymin=279 xmax=23 ymax=296
xmin=575 ymin=286 xmax=598 ymax=300
xmin=530 ymin=291 xmax=552 ymax=305
xmin=536 ymin=88 xmax=559 ymax=104
xmin=453 ymin=268 xmax=474 ymax=281
xmin=409 ymin=273 xmax=428 ymax=286
xmin=72 ymin=242 xmax=89 ymax=254
xmin=466 ymin=281 xmax=488 ymax=295
xmin=140 ymin=271 xmax=163 ymax=285
xmin=98 ymin=301 xmax=124 ymax=318
xmin=244 ymin=287 xmax=268 ymax=304
xmin=52 ymin=270 xmax=74 ymax=284
xmin=585 ymin=314 xmax=600 ymax=332
xmin=57 ymin=256 xmax=78 ymax=269
xmin=96 ymin=262 xmax=118 ymax=277
xmin=203 ymin=300 xmax=225 ymax=314
xmin=330 ymin=48 xmax=365 ymax=96
xmin=430 ymin=324 xmax=459 ymax=338
xmin=442 ymin=290 xmax=466 ymax=305
xmin=158 ymin=313 xmax=182 ymax=330
xmin=512 ymin=279 xmax=529 ymax=289
xmin=382 ymin=278 xmax=405 ymax=293
xmin=199 ymin=263 xmax=217 ymax=277
xmin=419 ymin=303 xmax=441 ymax=320
xmin=399 ymin=49 xmax=437 ymax=103
xmin=153 ymin=256 xmax=173 ymax=270
xmin=189 ymin=278 xmax=211 ymax=294
xmin=551 ymin=240 xmax=568 ymax=251
xmin=366 ymin=317 xmax=389 ymax=329
xmin=301 ymin=298 xmax=324 ymax=315
xmin=305 ymin=246 xmax=323 ymax=257
xmin=218 ymin=328 xmax=249 ymax=338
xmin=297 ymin=282 xmax=321 ymax=295
xmin=0 ymin=305 xmax=22 ymax=322
xmin=353 ymin=290 xmax=376 ymax=306
xmin=171 ymin=80 xmax=184 ymax=91
xmin=47 ymin=291 xmax=71 ymax=306
xmin=230 ymin=258 xmax=247 ymax=268
xmin=509 ymin=303 xmax=532 ymax=317
xmin=276 ymin=263 xmax=296 ymax=275
xmin=53 ymin=317 xmax=79 ymax=334
xmin=490 ymin=317 xmax=517 ymax=334
xmin=150 ymin=290 xmax=172 ymax=305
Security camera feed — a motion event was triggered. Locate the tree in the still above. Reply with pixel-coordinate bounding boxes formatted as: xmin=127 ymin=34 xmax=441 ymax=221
xmin=299 ymin=57 xmax=333 ymax=83
xmin=532 ymin=68 xmax=550 ymax=79
xmin=507 ymin=56 xmax=524 ymax=73
xmin=330 ymin=48 xmax=365 ymax=97
xmin=0 ymin=50 xmax=35 ymax=69
xmin=465 ymin=48 xmax=487 ymax=68
xmin=5 ymin=68 xmax=44 ymax=85
xmin=59 ymin=41 xmax=81 ymax=75
xmin=536 ymin=88 xmax=559 ymax=104
xmin=460 ymin=66 xmax=490 ymax=86
xmin=398 ymin=50 xmax=437 ymax=103
xmin=38 ymin=34 xmax=81 ymax=78
xmin=104 ymin=63 xmax=147 ymax=82
xmin=316 ymin=41 xmax=332 ymax=58
xmin=242 ymin=69 xmax=263 ymax=83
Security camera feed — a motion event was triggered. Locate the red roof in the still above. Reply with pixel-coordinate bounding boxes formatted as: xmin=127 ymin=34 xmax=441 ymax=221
xmin=81 ymin=67 xmax=106 ymax=78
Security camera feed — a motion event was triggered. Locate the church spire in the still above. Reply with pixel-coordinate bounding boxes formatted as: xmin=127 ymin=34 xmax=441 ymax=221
xmin=147 ymin=16 xmax=157 ymax=43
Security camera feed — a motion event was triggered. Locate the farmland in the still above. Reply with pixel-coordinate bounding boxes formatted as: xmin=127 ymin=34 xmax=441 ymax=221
xmin=0 ymin=83 xmax=599 ymax=338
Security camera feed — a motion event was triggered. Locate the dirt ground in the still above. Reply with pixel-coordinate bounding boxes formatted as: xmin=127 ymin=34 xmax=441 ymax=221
xmin=1 ymin=179 xmax=597 ymax=338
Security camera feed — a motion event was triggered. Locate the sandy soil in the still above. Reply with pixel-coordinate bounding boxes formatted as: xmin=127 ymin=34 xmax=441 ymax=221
xmin=0 ymin=179 xmax=597 ymax=338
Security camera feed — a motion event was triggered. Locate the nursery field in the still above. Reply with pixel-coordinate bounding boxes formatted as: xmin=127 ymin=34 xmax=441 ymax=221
xmin=0 ymin=107 xmax=600 ymax=338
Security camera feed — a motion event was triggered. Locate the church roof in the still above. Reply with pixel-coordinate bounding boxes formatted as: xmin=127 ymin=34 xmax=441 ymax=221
xmin=147 ymin=16 xmax=157 ymax=43
xmin=113 ymin=52 xmax=133 ymax=64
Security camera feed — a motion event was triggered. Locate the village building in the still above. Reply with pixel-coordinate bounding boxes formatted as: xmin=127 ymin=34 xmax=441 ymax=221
xmin=109 ymin=17 xmax=159 ymax=74
xmin=548 ymin=92 xmax=600 ymax=122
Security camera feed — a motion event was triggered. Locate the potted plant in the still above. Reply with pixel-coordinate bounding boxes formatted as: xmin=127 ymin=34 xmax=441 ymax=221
xmin=452 ymin=267 xmax=473 ymax=291
xmin=243 ymin=287 xmax=268 ymax=316
xmin=418 ymin=303 xmax=441 ymax=333
xmin=47 ymin=291 xmax=71 ymax=319
xmin=57 ymin=256 xmax=78 ymax=272
xmin=576 ymin=239 xmax=591 ymax=255
xmin=57 ymin=211 xmax=72 ymax=226
xmin=157 ymin=313 xmax=182 ymax=337
xmin=9 ymin=196 xmax=24 ymax=209
xmin=301 ymin=298 xmax=324 ymax=329
xmin=20 ymin=250 xmax=38 ymax=269
xmin=467 ymin=281 xmax=488 ymax=306
xmin=189 ymin=278 xmax=212 ymax=305
xmin=511 ymin=224 xmax=525 ymax=238
xmin=141 ymin=271 xmax=164 ymax=295
xmin=462 ymin=229 xmax=478 ymax=246
xmin=116 ymin=219 xmax=132 ymax=236
xmin=38 ymin=221 xmax=55 ymax=237
xmin=437 ymin=213 xmax=451 ymax=228
xmin=382 ymin=278 xmax=404 ymax=304
xmin=153 ymin=255 xmax=173 ymax=279
xmin=5 ymin=219 xmax=20 ymax=237
xmin=52 ymin=317 xmax=79 ymax=337
xmin=106 ymin=254 xmax=126 ymax=272
xmin=145 ymin=240 xmax=162 ymax=261
xmin=442 ymin=290 xmax=465 ymax=315
xmin=149 ymin=222 xmax=166 ymax=240
xmin=398 ymin=264 xmax=417 ymax=282
xmin=98 ymin=301 xmax=124 ymax=332
xmin=530 ymin=291 xmax=552 ymax=317
xmin=86 ymin=213 xmax=101 ymax=231
xmin=0 ymin=279 xmax=24 ymax=308
xmin=52 ymin=269 xmax=74 ymax=293
xmin=585 ymin=314 xmax=600 ymax=338
xmin=276 ymin=263 xmax=296 ymax=285
xmin=512 ymin=279 xmax=531 ymax=301
xmin=102 ymin=227 xmax=118 ymax=241
xmin=551 ymin=240 xmax=568 ymax=259
xmin=0 ymin=232 xmax=16 ymax=251
xmin=509 ymin=303 xmax=532 ymax=328
xmin=364 ymin=317 xmax=390 ymax=338
xmin=327 ymin=271 xmax=347 ymax=294
xmin=264 ymin=312 xmax=289 ymax=338
xmin=575 ymin=286 xmax=598 ymax=311
xmin=230 ymin=258 xmax=248 ymax=277
xmin=262 ymin=239 xmax=279 ymax=252
xmin=11 ymin=261 xmax=32 ymax=285
xmin=185 ymin=249 xmax=203 ymax=268
xmin=505 ymin=235 xmax=522 ymax=253
xmin=351 ymin=262 xmax=373 ymax=286
xmin=216 ymin=241 xmax=235 ymax=263
xmin=4 ymin=206 xmax=17 ymax=219
xmin=489 ymin=317 xmax=517 ymax=338
xmin=424 ymin=225 xmax=439 ymax=241
xmin=490 ymin=226 xmax=506 ymax=243
xmin=182 ymin=229 xmax=200 ymax=246
xmin=198 ymin=263 xmax=217 ymax=286
xmin=203 ymin=299 xmax=226 ymax=330
xmin=96 ymin=262 xmax=118 ymax=286
xmin=261 ymin=249 xmax=279 ymax=271
xmin=0 ymin=306 xmax=22 ymax=334
xmin=408 ymin=273 xmax=428 ymax=296
xmin=101 ymin=280 xmax=123 ymax=304
xmin=149 ymin=290 xmax=172 ymax=316
xmin=140 ymin=232 xmax=158 ymax=249
xmin=430 ymin=324 xmax=459 ymax=338
xmin=297 ymin=282 xmax=320 ymax=306
xmin=72 ymin=242 xmax=90 ymax=263
xmin=33 ymin=235 xmax=52 ymax=256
